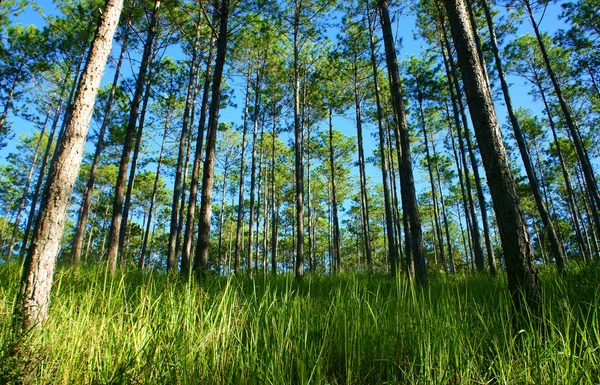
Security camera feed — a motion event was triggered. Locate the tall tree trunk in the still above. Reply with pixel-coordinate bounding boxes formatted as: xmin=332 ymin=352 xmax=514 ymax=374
xmin=168 ymin=24 xmax=202 ymax=274
xmin=193 ymin=0 xmax=230 ymax=275
xmin=367 ymin=5 xmax=399 ymax=277
xmin=432 ymin=135 xmax=455 ymax=272
xmin=328 ymin=107 xmax=342 ymax=273
xmin=71 ymin=22 xmax=130 ymax=266
xmin=15 ymin=0 xmax=123 ymax=329
xmin=247 ymin=66 xmax=264 ymax=277
xmin=378 ymin=0 xmax=427 ymax=286
xmin=182 ymin=20 xmax=216 ymax=275
xmin=217 ymin=153 xmax=229 ymax=270
xmin=18 ymin=98 xmax=64 ymax=260
xmin=352 ymin=59 xmax=373 ymax=270
xmin=438 ymin=24 xmax=487 ymax=272
xmin=418 ymin=92 xmax=446 ymax=271
xmin=480 ymin=0 xmax=566 ymax=274
xmin=106 ymin=0 xmax=160 ymax=274
xmin=533 ymin=68 xmax=589 ymax=261
xmin=444 ymin=0 xmax=541 ymax=318
xmin=293 ymin=1 xmax=305 ymax=279
xmin=270 ymin=106 xmax=279 ymax=275
xmin=119 ymin=52 xmax=157 ymax=266
xmin=234 ymin=73 xmax=251 ymax=273
xmin=139 ymin=103 xmax=171 ymax=268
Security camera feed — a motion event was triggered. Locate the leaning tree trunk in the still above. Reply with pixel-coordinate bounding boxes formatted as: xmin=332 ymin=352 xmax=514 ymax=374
xmin=444 ymin=0 xmax=541 ymax=319
xmin=106 ymin=0 xmax=160 ymax=274
xmin=71 ymin=22 xmax=130 ymax=266
xmin=481 ymin=0 xmax=566 ymax=275
xmin=378 ymin=0 xmax=427 ymax=286
xmin=438 ymin=24 xmax=487 ymax=272
xmin=193 ymin=0 xmax=230 ymax=275
xmin=15 ymin=0 xmax=123 ymax=330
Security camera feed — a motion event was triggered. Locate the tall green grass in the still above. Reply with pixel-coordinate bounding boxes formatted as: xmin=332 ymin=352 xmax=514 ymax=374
xmin=1 ymin=262 xmax=599 ymax=384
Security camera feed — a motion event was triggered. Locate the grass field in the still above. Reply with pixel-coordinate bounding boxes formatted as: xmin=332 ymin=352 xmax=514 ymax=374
xmin=1 ymin=262 xmax=599 ymax=384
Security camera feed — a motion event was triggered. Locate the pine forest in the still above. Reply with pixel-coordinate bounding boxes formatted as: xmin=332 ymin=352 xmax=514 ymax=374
xmin=0 ymin=0 xmax=599 ymax=383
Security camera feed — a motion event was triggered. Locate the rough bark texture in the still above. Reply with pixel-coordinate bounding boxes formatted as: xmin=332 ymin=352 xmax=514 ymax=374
xmin=15 ymin=0 xmax=123 ymax=330
xmin=71 ymin=23 xmax=130 ymax=266
xmin=444 ymin=0 xmax=541 ymax=318
xmin=481 ymin=0 xmax=566 ymax=275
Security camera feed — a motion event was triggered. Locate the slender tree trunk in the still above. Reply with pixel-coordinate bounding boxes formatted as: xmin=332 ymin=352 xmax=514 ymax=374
xmin=106 ymin=0 xmax=160 ymax=274
xmin=234 ymin=73 xmax=251 ymax=273
xmin=193 ymin=0 xmax=230 ymax=275
xmin=15 ymin=0 xmax=123 ymax=329
xmin=378 ymin=0 xmax=426 ymax=285
xmin=168 ymin=25 xmax=202 ymax=274
xmin=481 ymin=0 xmax=566 ymax=275
xmin=139 ymin=104 xmax=171 ymax=268
xmin=352 ymin=60 xmax=373 ymax=270
xmin=444 ymin=0 xmax=541 ymax=318
xmin=119 ymin=51 xmax=157 ymax=266
xmin=247 ymin=66 xmax=264 ymax=277
xmin=328 ymin=107 xmax=342 ymax=272
xmin=217 ymin=156 xmax=229 ymax=270
xmin=18 ymin=98 xmax=64 ymax=260
xmin=418 ymin=91 xmax=446 ymax=271
xmin=367 ymin=5 xmax=399 ymax=276
xmin=71 ymin=22 xmax=130 ymax=265
xmin=270 ymin=107 xmax=278 ymax=275
xmin=0 ymin=60 xmax=24 ymax=133
xmin=432 ymin=136 xmax=455 ymax=272
xmin=293 ymin=1 xmax=305 ymax=279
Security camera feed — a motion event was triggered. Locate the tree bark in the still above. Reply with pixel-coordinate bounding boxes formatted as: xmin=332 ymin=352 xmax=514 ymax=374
xmin=71 ymin=22 xmax=130 ymax=266
xmin=193 ymin=0 xmax=230 ymax=275
xmin=481 ymin=0 xmax=566 ymax=275
xmin=378 ymin=0 xmax=427 ymax=286
xmin=106 ymin=0 xmax=160 ymax=274
xmin=15 ymin=0 xmax=123 ymax=329
xmin=444 ymin=0 xmax=541 ymax=318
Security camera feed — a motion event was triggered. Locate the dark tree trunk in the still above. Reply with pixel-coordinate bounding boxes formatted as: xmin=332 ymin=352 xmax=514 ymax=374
xmin=378 ymin=0 xmax=427 ymax=286
xmin=481 ymin=0 xmax=566 ymax=275
xmin=106 ymin=0 xmax=160 ymax=273
xmin=182 ymin=21 xmax=216 ymax=275
xmin=193 ymin=0 xmax=230 ymax=275
xmin=234 ymin=73 xmax=251 ymax=274
xmin=367 ymin=5 xmax=399 ymax=276
xmin=168 ymin=23 xmax=202 ymax=274
xmin=329 ymin=107 xmax=342 ymax=272
xmin=444 ymin=0 xmax=541 ymax=318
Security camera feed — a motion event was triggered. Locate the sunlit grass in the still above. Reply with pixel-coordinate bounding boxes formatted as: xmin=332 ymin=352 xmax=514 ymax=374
xmin=1 ymin=262 xmax=599 ymax=384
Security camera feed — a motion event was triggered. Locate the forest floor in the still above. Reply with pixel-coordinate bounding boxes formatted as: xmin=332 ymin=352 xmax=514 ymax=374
xmin=0 ymin=262 xmax=599 ymax=384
